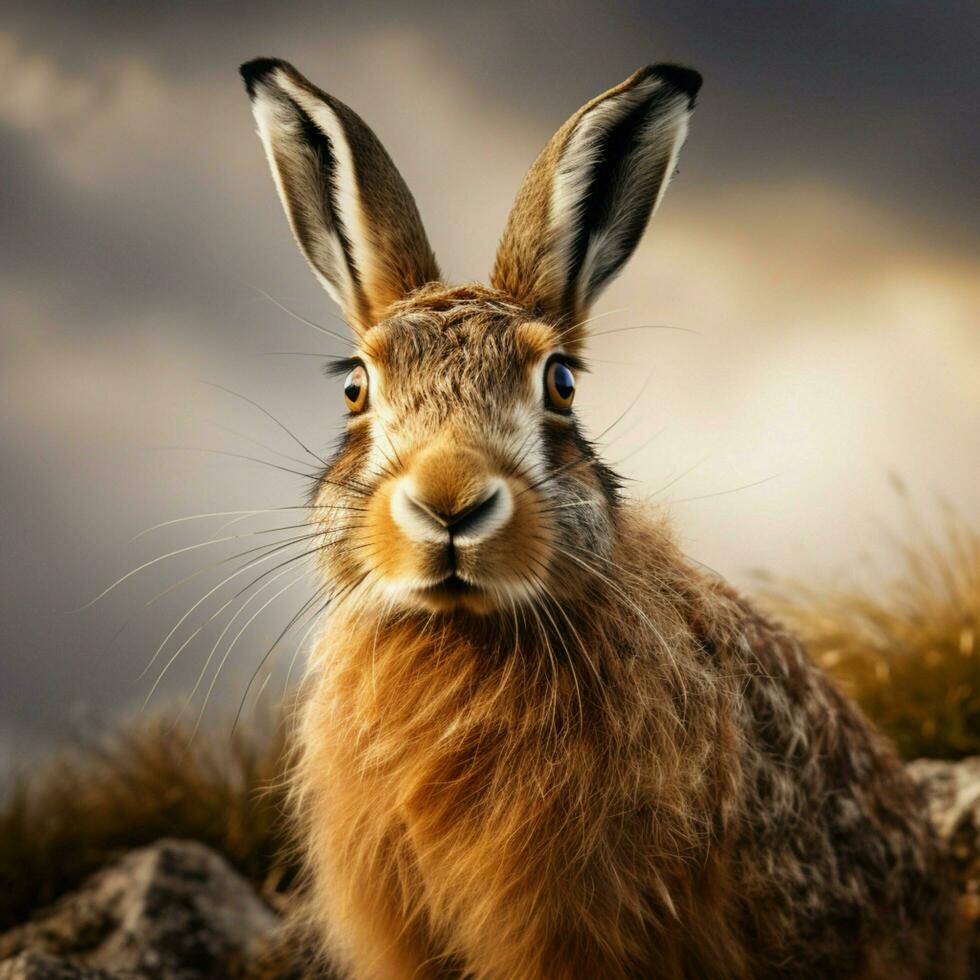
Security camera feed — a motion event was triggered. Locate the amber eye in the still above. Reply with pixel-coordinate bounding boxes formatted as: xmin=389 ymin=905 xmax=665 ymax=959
xmin=545 ymin=359 xmax=575 ymax=411
xmin=343 ymin=364 xmax=368 ymax=413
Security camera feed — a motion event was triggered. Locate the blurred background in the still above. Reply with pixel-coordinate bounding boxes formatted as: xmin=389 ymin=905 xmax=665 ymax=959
xmin=1 ymin=1 xmax=977 ymax=766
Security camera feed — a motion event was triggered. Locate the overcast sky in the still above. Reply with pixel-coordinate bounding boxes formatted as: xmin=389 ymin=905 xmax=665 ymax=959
xmin=1 ymin=1 xmax=978 ymax=762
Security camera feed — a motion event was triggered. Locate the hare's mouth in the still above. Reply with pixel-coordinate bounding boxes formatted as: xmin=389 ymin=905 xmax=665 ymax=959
xmin=413 ymin=573 xmax=487 ymax=611
xmin=419 ymin=573 xmax=480 ymax=598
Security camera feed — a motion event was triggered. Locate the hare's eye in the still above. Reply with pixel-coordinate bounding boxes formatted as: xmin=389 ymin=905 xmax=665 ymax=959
xmin=343 ymin=365 xmax=368 ymax=413
xmin=545 ymin=360 xmax=575 ymax=412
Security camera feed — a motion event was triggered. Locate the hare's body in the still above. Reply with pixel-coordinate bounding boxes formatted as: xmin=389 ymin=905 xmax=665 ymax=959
xmin=292 ymin=453 xmax=954 ymax=980
xmin=240 ymin=60 xmax=962 ymax=978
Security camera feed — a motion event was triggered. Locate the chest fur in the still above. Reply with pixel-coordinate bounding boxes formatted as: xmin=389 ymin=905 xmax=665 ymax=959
xmin=299 ymin=615 xmax=733 ymax=922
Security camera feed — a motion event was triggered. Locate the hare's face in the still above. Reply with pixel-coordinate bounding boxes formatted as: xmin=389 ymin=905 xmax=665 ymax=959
xmin=311 ymin=289 xmax=618 ymax=613
xmin=242 ymin=58 xmax=699 ymax=613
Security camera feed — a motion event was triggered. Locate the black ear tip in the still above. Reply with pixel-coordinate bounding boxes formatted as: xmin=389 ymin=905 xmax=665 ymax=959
xmin=239 ymin=57 xmax=291 ymax=98
xmin=652 ymin=64 xmax=703 ymax=104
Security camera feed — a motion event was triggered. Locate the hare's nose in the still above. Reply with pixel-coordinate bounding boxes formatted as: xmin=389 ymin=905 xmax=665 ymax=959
xmin=391 ymin=477 xmax=513 ymax=546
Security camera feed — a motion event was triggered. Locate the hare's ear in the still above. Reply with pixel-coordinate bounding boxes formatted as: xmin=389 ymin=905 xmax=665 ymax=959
xmin=491 ymin=65 xmax=700 ymax=340
xmin=240 ymin=58 xmax=440 ymax=333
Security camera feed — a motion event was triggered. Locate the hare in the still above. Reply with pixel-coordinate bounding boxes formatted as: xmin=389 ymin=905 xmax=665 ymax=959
xmin=240 ymin=59 xmax=963 ymax=979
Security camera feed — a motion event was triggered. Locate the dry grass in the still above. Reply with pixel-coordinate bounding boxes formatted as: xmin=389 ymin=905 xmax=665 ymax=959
xmin=761 ymin=491 xmax=979 ymax=761
xmin=0 ymin=714 xmax=298 ymax=933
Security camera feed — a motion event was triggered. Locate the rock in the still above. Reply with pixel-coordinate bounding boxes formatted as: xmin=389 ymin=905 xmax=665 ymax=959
xmin=908 ymin=756 xmax=980 ymax=978
xmin=908 ymin=757 xmax=980 ymax=840
xmin=907 ymin=756 xmax=980 ymax=928
xmin=0 ymin=840 xmax=278 ymax=979
xmin=0 ymin=951 xmax=114 ymax=979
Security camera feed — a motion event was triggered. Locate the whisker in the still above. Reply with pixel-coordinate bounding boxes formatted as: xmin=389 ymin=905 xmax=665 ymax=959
xmin=204 ymin=380 xmax=328 ymax=466
xmin=535 ymin=498 xmax=600 ymax=516
xmin=253 ymin=287 xmax=353 ymax=347
xmin=503 ymin=428 xmax=539 ymax=481
xmin=209 ymin=511 xmax=298 ymax=537
xmin=591 ymin=372 xmax=653 ymax=446
xmin=319 ymin=474 xmax=373 ymax=499
xmin=129 ymin=504 xmax=360 ymax=541
xmin=153 ymin=446 xmax=319 ymax=482
xmin=181 ymin=564 xmax=310 ymax=715
xmin=514 ymin=453 xmax=590 ymax=500
xmin=282 ymin=610 xmax=323 ymax=698
xmin=251 ymin=670 xmax=274 ymax=710
xmin=671 ymin=475 xmax=778 ymax=504
xmin=231 ymin=535 xmax=357 ymax=599
xmin=102 ymin=526 xmax=321 ymax=647
xmin=144 ymin=560 xmax=308 ymax=710
xmin=74 ymin=530 xmax=311 ymax=611
xmin=610 ymin=425 xmax=668 ymax=468
xmin=134 ymin=526 xmax=325 ymax=616
xmin=373 ymin=416 xmax=407 ymax=474
xmin=268 ymin=567 xmax=376 ymax=713
xmin=554 ymin=306 xmax=629 ymax=344
xmin=231 ymin=582 xmax=331 ymax=735
xmin=137 ymin=528 xmax=325 ymax=680
xmin=203 ymin=419 xmax=320 ymax=470
xmin=645 ymin=456 xmax=710 ymax=500
xmin=589 ymin=323 xmax=700 ymax=340
xmin=192 ymin=568 xmax=311 ymax=739
xmin=261 ymin=350 xmax=336 ymax=358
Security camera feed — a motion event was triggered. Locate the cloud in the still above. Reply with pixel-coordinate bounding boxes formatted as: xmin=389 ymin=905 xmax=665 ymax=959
xmin=588 ymin=180 xmax=979 ymax=577
xmin=0 ymin=33 xmax=181 ymax=186
xmin=0 ymin=32 xmax=100 ymax=130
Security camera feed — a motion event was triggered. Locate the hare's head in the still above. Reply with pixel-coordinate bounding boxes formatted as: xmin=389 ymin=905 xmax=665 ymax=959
xmin=241 ymin=59 xmax=699 ymax=615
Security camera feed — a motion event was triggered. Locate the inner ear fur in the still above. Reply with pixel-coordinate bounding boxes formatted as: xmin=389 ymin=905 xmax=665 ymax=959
xmin=491 ymin=64 xmax=701 ymax=345
xmin=241 ymin=58 xmax=440 ymax=333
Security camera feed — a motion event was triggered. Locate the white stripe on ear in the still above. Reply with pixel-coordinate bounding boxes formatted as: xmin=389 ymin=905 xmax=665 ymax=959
xmin=559 ymin=79 xmax=690 ymax=313
xmin=492 ymin=64 xmax=701 ymax=337
xmin=269 ymin=73 xmax=374 ymax=307
xmin=241 ymin=58 xmax=440 ymax=333
xmin=249 ymin=81 xmax=359 ymax=312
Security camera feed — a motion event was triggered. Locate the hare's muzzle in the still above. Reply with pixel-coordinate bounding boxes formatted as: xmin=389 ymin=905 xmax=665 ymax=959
xmin=391 ymin=473 xmax=513 ymax=550
xmin=359 ymin=438 xmax=553 ymax=613
xmin=393 ymin=479 xmax=513 ymax=546
xmin=381 ymin=443 xmax=522 ymax=611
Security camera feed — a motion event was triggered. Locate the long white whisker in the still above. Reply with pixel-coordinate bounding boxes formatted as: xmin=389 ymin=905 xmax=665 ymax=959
xmin=671 ymin=475 xmax=778 ymax=504
xmin=145 ymin=560 xmax=307 ymax=710
xmin=232 ymin=582 xmax=332 ymax=734
xmin=129 ymin=504 xmax=356 ymax=541
xmin=75 ymin=532 xmax=295 ymax=611
xmin=192 ymin=569 xmax=311 ymax=738
xmin=254 ymin=287 xmax=352 ymax=347
xmin=283 ymin=608 xmax=325 ymax=698
xmin=137 ymin=530 xmax=321 ymax=681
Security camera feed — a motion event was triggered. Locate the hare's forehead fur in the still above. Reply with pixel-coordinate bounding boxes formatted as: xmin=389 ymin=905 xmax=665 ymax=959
xmin=360 ymin=286 xmax=563 ymax=440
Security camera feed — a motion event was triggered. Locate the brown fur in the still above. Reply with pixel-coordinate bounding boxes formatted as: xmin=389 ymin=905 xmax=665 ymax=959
xmin=240 ymin=60 xmax=965 ymax=978
xmin=491 ymin=67 xmax=650 ymax=331
xmin=242 ymin=57 xmax=439 ymax=332
xmin=291 ymin=498 xmax=961 ymax=979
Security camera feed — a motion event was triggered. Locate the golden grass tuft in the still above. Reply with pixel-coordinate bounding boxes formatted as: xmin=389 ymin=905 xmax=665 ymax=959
xmin=760 ymin=492 xmax=979 ymax=761
xmin=0 ymin=714 xmax=298 ymax=933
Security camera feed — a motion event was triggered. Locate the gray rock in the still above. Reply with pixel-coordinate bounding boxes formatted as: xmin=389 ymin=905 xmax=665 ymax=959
xmin=908 ymin=756 xmax=980 ymax=844
xmin=0 ymin=840 xmax=278 ymax=979
xmin=0 ymin=951 xmax=115 ymax=979
xmin=907 ymin=756 xmax=980 ymax=940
